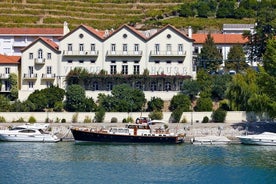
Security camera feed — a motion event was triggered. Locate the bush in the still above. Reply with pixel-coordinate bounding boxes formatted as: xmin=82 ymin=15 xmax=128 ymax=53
xmin=13 ymin=117 xmax=25 ymax=122
xmin=122 ymin=118 xmax=127 ymax=123
xmin=125 ymin=116 xmax=133 ymax=123
xmin=202 ymin=116 xmax=209 ymax=123
xmin=212 ymin=109 xmax=227 ymax=123
xmin=111 ymin=117 xmax=118 ymax=123
xmin=94 ymin=107 xmax=105 ymax=122
xmin=180 ymin=117 xmax=187 ymax=123
xmin=0 ymin=116 xmax=6 ymax=123
xmin=55 ymin=117 xmax=60 ymax=123
xmin=170 ymin=108 xmax=183 ymax=123
xmin=72 ymin=113 xmax=79 ymax=123
xmin=28 ymin=116 xmax=36 ymax=123
xmin=83 ymin=116 xmax=92 ymax=123
xmin=148 ymin=110 xmax=163 ymax=120
xmin=61 ymin=118 xmax=66 ymax=123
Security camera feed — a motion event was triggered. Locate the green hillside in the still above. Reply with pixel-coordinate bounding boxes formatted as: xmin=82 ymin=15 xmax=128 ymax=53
xmin=0 ymin=0 xmax=254 ymax=31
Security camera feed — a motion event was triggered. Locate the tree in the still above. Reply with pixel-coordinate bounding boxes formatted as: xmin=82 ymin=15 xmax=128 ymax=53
xmin=181 ymin=79 xmax=200 ymax=101
xmin=0 ymin=95 xmax=10 ymax=112
xmin=263 ymin=38 xmax=276 ymax=76
xmin=194 ymin=97 xmax=213 ymax=112
xmin=211 ymin=74 xmax=232 ymax=101
xmin=64 ymin=84 xmax=86 ymax=112
xmin=216 ymin=0 xmax=236 ymax=18
xmin=147 ymin=97 xmax=164 ymax=112
xmin=41 ymin=86 xmax=65 ymax=108
xmin=8 ymin=73 xmax=18 ymax=100
xmin=197 ymin=34 xmax=223 ymax=72
xmin=179 ymin=3 xmax=196 ymax=17
xmin=27 ymin=90 xmax=48 ymax=111
xmin=196 ymin=1 xmax=210 ymax=18
xmin=169 ymin=93 xmax=190 ymax=112
xmin=226 ymin=45 xmax=248 ymax=72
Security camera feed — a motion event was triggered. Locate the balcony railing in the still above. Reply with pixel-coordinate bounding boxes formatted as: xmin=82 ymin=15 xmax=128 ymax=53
xmin=34 ymin=58 xmax=45 ymax=65
xmin=41 ymin=73 xmax=56 ymax=80
xmin=150 ymin=51 xmax=186 ymax=57
xmin=63 ymin=50 xmax=99 ymax=56
xmin=0 ymin=73 xmax=10 ymax=79
xmin=23 ymin=73 xmax=37 ymax=80
xmin=106 ymin=50 xmax=142 ymax=57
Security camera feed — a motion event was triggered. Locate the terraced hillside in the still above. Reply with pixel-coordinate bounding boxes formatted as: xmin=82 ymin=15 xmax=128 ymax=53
xmin=0 ymin=0 xmax=253 ymax=31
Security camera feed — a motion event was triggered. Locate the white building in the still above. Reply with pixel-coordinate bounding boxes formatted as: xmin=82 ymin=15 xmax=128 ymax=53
xmin=0 ymin=23 xmax=252 ymax=101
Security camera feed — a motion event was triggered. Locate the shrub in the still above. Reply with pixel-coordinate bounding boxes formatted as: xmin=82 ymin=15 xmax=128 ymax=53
xmin=202 ymin=116 xmax=209 ymax=123
xmin=83 ymin=116 xmax=92 ymax=123
xmin=180 ymin=117 xmax=187 ymax=123
xmin=148 ymin=110 xmax=163 ymax=120
xmin=0 ymin=116 xmax=6 ymax=123
xmin=170 ymin=108 xmax=183 ymax=123
xmin=28 ymin=116 xmax=36 ymax=123
xmin=211 ymin=109 xmax=227 ymax=123
xmin=111 ymin=117 xmax=118 ymax=123
xmin=55 ymin=117 xmax=60 ymax=123
xmin=61 ymin=118 xmax=66 ymax=123
xmin=53 ymin=101 xmax=63 ymax=112
xmin=72 ymin=113 xmax=79 ymax=123
xmin=13 ymin=117 xmax=25 ymax=122
xmin=94 ymin=107 xmax=105 ymax=122
xmin=122 ymin=118 xmax=127 ymax=123
xmin=125 ymin=116 xmax=133 ymax=123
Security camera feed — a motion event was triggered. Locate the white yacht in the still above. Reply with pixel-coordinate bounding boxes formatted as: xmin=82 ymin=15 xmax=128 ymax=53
xmin=0 ymin=124 xmax=60 ymax=142
xmin=237 ymin=132 xmax=276 ymax=146
xmin=191 ymin=136 xmax=231 ymax=145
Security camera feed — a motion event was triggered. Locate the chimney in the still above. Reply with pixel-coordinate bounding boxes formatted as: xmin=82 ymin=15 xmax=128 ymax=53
xmin=188 ymin=26 xmax=192 ymax=38
xmin=63 ymin=21 xmax=70 ymax=35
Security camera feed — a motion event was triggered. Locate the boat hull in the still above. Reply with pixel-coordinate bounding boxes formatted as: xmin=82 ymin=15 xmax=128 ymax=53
xmin=71 ymin=129 xmax=184 ymax=144
xmin=238 ymin=137 xmax=276 ymax=146
xmin=0 ymin=133 xmax=60 ymax=142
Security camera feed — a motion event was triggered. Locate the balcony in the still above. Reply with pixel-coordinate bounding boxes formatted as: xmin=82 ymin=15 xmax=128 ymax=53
xmin=34 ymin=58 xmax=45 ymax=65
xmin=0 ymin=73 xmax=10 ymax=79
xmin=63 ymin=50 xmax=99 ymax=56
xmin=41 ymin=73 xmax=56 ymax=80
xmin=106 ymin=50 xmax=142 ymax=57
xmin=23 ymin=73 xmax=37 ymax=80
xmin=150 ymin=51 xmax=186 ymax=57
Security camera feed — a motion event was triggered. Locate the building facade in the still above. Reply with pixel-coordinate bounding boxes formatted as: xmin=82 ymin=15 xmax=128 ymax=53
xmin=0 ymin=24 xmax=250 ymax=100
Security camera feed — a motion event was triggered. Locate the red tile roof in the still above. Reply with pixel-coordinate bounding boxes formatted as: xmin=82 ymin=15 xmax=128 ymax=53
xmin=192 ymin=34 xmax=248 ymax=44
xmin=0 ymin=28 xmax=63 ymax=35
xmin=21 ymin=37 xmax=59 ymax=52
xmin=0 ymin=54 xmax=20 ymax=64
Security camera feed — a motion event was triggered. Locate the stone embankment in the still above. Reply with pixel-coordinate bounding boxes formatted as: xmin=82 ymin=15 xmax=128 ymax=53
xmin=1 ymin=121 xmax=275 ymax=143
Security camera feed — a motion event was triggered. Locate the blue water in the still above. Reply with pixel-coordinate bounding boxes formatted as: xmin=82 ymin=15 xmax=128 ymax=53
xmin=0 ymin=142 xmax=276 ymax=184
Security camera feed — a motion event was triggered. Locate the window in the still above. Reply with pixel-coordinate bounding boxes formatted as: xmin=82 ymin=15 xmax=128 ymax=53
xmin=68 ymin=44 xmax=72 ymax=51
xmin=123 ymin=60 xmax=127 ymax=63
xmin=107 ymin=82 xmax=113 ymax=91
xmin=178 ymin=60 xmax=183 ymax=64
xmin=79 ymin=44 xmax=84 ymax=51
xmin=28 ymin=66 xmax=34 ymax=75
xmin=155 ymin=44 xmax=160 ymax=54
xmin=178 ymin=44 xmax=183 ymax=53
xmin=4 ymin=81 xmax=10 ymax=91
xmin=150 ymin=82 xmax=157 ymax=91
xmin=47 ymin=53 xmax=51 ymax=59
xmin=122 ymin=65 xmax=128 ymax=75
xmin=91 ymin=44 xmax=95 ymax=51
xmin=5 ymin=67 xmax=10 ymax=74
xmin=29 ymin=53 xmax=33 ymax=59
xmin=29 ymin=82 xmax=34 ymax=89
xmin=134 ymin=44 xmax=139 ymax=52
xmin=79 ymin=60 xmax=84 ymax=63
xmin=154 ymin=60 xmax=160 ymax=64
xmin=92 ymin=82 xmax=98 ymax=91
xmin=68 ymin=60 xmax=73 ymax=63
xmin=46 ymin=66 xmax=52 ymax=74
xmin=194 ymin=47 xmax=199 ymax=54
xmin=135 ymin=81 xmax=142 ymax=89
xmin=166 ymin=44 xmax=172 ymax=54
xmin=46 ymin=81 xmax=52 ymax=88
xmin=166 ymin=60 xmax=171 ymax=64
xmin=111 ymin=44 xmax=116 ymax=52
xmin=123 ymin=44 xmax=127 ymax=52
xmin=134 ymin=65 xmax=140 ymax=75
xmin=165 ymin=82 xmax=171 ymax=91
xmin=38 ymin=49 xmax=43 ymax=59
xmin=90 ymin=60 xmax=96 ymax=63
xmin=110 ymin=65 xmax=117 ymax=74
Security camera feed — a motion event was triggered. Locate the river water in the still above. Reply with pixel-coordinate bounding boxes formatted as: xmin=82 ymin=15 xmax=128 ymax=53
xmin=0 ymin=142 xmax=275 ymax=184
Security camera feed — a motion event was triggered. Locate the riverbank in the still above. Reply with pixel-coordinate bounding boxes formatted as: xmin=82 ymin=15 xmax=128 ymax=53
xmin=1 ymin=121 xmax=275 ymax=143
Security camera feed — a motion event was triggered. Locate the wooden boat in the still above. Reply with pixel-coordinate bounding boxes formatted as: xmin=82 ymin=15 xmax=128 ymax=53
xmin=71 ymin=121 xmax=185 ymax=144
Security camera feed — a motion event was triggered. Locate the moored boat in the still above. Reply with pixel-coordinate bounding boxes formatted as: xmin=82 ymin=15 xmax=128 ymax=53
xmin=236 ymin=132 xmax=276 ymax=146
xmin=0 ymin=124 xmax=60 ymax=142
xmin=190 ymin=136 xmax=231 ymax=145
xmin=71 ymin=121 xmax=185 ymax=144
